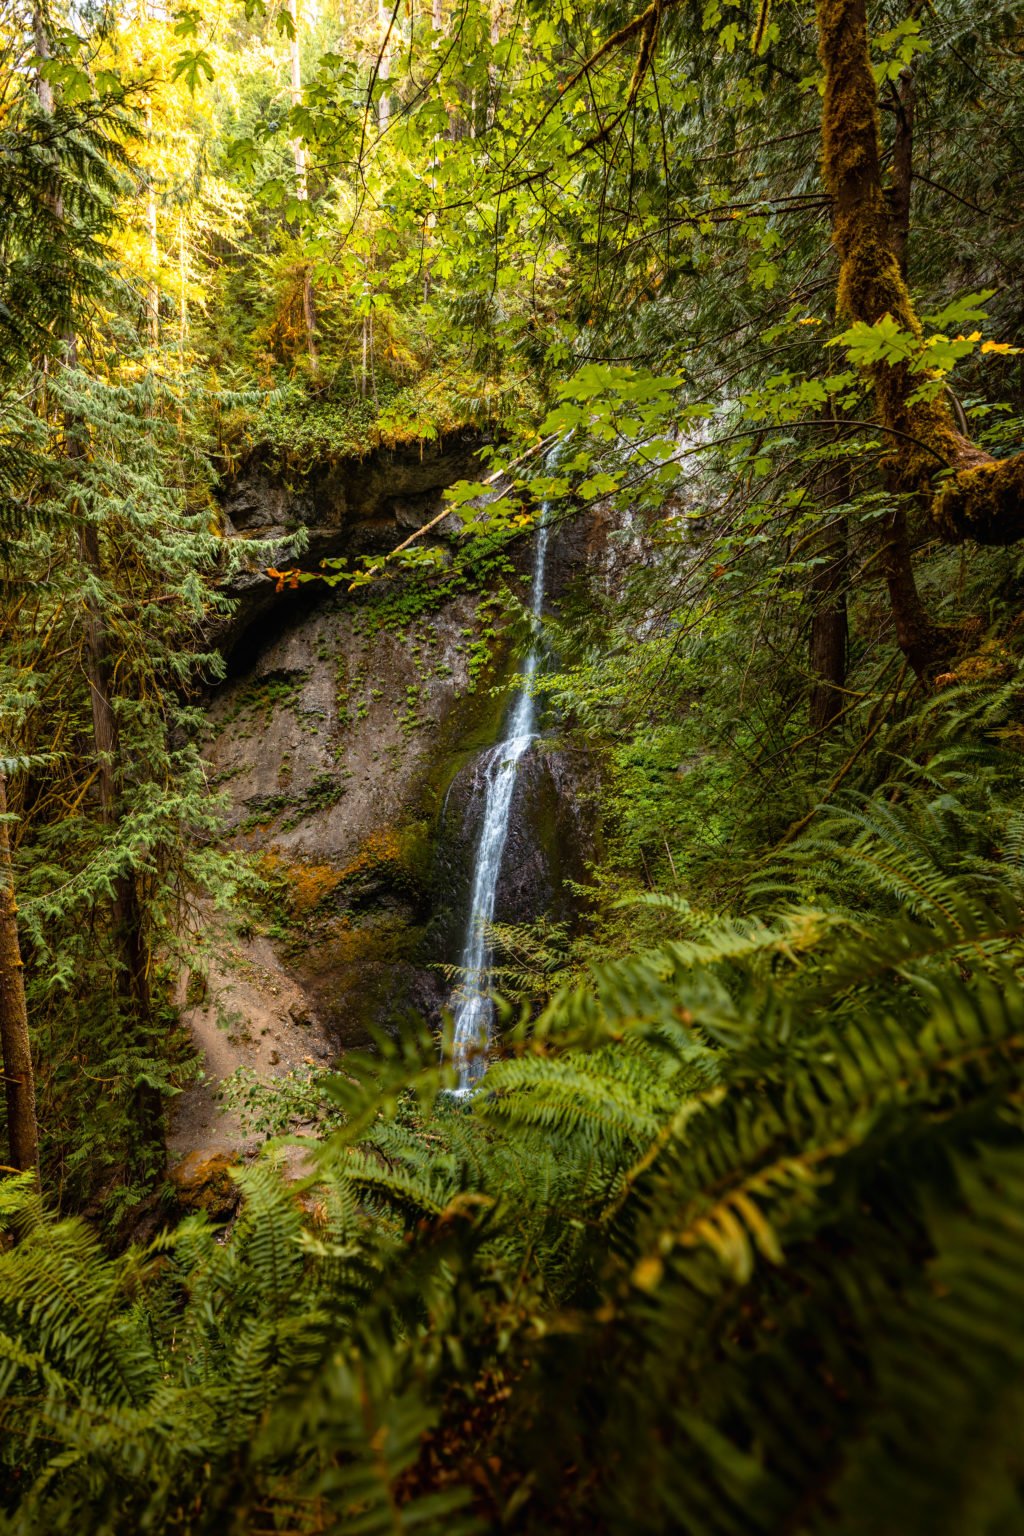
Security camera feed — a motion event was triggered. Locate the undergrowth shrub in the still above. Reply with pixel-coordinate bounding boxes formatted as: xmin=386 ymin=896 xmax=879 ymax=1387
xmin=3 ymin=730 xmax=1024 ymax=1533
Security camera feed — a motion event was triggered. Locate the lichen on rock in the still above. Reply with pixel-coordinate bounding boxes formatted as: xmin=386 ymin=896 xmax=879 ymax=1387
xmin=168 ymin=1151 xmax=239 ymax=1220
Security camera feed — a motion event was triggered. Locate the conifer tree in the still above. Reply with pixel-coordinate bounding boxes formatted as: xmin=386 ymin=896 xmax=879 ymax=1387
xmin=0 ymin=769 xmax=38 ymax=1183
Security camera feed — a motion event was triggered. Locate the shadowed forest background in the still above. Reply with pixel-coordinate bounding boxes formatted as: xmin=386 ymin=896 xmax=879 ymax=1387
xmin=1 ymin=0 xmax=1024 ymax=1528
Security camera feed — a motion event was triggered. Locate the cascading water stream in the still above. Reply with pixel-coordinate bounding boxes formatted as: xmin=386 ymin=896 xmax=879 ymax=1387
xmin=451 ymin=515 xmax=550 ymax=1090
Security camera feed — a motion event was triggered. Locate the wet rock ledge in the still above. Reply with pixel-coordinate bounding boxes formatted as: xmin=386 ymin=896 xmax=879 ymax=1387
xmin=215 ymin=432 xmax=486 ymax=656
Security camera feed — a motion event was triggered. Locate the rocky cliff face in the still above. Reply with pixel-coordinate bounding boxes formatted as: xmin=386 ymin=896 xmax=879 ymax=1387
xmin=173 ymin=438 xmax=599 ymax=1160
xmin=213 ymin=433 xmax=486 ymax=656
xmin=435 ymin=739 xmax=596 ymax=956
xmin=203 ymin=581 xmax=488 ymax=1048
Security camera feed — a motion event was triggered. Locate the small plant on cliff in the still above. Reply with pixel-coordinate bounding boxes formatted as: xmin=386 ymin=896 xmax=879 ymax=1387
xmin=219 ymin=1064 xmax=342 ymax=1140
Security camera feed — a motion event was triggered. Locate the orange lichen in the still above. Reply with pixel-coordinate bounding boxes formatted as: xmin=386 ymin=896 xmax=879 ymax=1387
xmin=257 ymin=853 xmax=345 ymax=917
xmin=335 ymin=827 xmax=404 ymax=884
xmin=169 ymin=1152 xmax=239 ymax=1219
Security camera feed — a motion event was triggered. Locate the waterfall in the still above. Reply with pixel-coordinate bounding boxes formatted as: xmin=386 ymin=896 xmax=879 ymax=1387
xmin=451 ymin=516 xmax=550 ymax=1090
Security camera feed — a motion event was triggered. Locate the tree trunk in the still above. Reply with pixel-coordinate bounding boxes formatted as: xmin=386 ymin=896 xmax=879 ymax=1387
xmin=879 ymin=56 xmax=943 ymax=681
xmin=363 ymin=308 xmax=373 ymax=396
xmin=69 ymin=413 xmax=159 ymax=1145
xmin=178 ymin=212 xmax=188 ymax=370
xmin=877 ymin=504 xmax=936 ymax=682
xmin=145 ymin=103 xmax=160 ymax=347
xmin=487 ymin=0 xmax=502 ymax=128
xmin=34 ymin=9 xmax=161 ymax=1161
xmin=889 ymin=65 xmax=914 ymax=280
xmin=32 ymin=7 xmax=54 ymax=114
xmin=808 ymin=511 xmax=848 ymax=733
xmin=377 ymin=0 xmax=392 ymax=130
xmin=0 ymin=773 xmax=39 ymax=1184
xmin=815 ymin=0 xmax=1024 ymax=546
xmin=76 ymin=511 xmax=120 ymax=821
xmin=288 ymin=0 xmax=318 ymax=372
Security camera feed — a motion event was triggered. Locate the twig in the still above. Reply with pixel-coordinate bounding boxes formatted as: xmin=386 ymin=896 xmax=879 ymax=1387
xmin=380 ymin=430 xmax=562 ymax=563
xmin=775 ymin=664 xmax=909 ymax=847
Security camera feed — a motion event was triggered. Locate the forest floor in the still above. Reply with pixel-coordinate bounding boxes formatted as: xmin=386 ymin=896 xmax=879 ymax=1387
xmin=168 ymin=913 xmax=334 ymax=1166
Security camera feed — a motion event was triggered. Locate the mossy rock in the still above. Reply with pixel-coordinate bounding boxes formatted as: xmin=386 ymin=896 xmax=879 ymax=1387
xmin=418 ymin=632 xmax=519 ymax=814
xmin=294 ymin=909 xmax=441 ymax=1047
xmin=168 ymin=1152 xmax=239 ymax=1221
xmin=332 ymin=823 xmax=433 ymax=910
xmin=431 ymin=736 xmax=595 ymax=956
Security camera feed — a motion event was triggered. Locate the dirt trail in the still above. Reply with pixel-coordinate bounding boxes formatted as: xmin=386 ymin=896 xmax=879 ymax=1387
xmin=168 ymin=919 xmax=335 ymax=1162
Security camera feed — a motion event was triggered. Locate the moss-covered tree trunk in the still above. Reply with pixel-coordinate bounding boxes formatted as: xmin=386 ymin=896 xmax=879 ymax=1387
xmin=874 ymin=52 xmax=940 ymax=680
xmin=816 ymin=0 xmax=1024 ymax=547
xmin=0 ymin=772 xmax=39 ymax=1184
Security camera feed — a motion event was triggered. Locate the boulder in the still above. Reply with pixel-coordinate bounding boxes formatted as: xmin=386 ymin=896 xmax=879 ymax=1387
xmin=168 ymin=1151 xmax=240 ymax=1221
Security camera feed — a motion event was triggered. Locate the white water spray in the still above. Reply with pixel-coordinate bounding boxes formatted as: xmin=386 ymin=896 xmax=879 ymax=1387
xmin=451 ymin=517 xmax=550 ymax=1090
